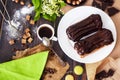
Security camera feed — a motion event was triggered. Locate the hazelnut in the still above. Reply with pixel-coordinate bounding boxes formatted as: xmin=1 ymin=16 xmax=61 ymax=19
xmin=20 ymin=1 xmax=25 ymax=5
xmin=15 ymin=0 xmax=19 ymax=3
xmin=28 ymin=4 xmax=32 ymax=8
xmin=76 ymin=1 xmax=80 ymax=5
xmin=72 ymin=1 xmax=76 ymax=5
xmin=67 ymin=0 xmax=71 ymax=4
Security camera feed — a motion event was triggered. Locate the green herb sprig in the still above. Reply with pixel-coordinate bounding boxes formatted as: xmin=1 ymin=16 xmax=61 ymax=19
xmin=32 ymin=0 xmax=66 ymax=21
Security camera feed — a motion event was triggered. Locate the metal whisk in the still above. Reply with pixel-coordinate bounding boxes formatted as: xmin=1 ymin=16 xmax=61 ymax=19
xmin=0 ymin=0 xmax=20 ymax=32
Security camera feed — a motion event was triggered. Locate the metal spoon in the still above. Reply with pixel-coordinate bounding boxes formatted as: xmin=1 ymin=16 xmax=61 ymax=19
xmin=42 ymin=37 xmax=66 ymax=67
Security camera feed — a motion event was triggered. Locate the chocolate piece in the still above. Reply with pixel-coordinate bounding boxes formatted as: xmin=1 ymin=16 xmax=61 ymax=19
xmin=45 ymin=67 xmax=57 ymax=74
xmin=95 ymin=70 xmax=108 ymax=80
xmin=95 ymin=69 xmax=115 ymax=80
xmin=64 ymin=0 xmax=87 ymax=6
xmin=107 ymin=7 xmax=120 ymax=16
xmin=92 ymin=1 xmax=102 ymax=10
xmin=66 ymin=14 xmax=102 ymax=42
xmin=101 ymin=2 xmax=108 ymax=11
xmin=92 ymin=0 xmax=114 ymax=11
xmin=100 ymin=0 xmax=114 ymax=6
xmin=74 ymin=29 xmax=114 ymax=55
xmin=107 ymin=69 xmax=115 ymax=77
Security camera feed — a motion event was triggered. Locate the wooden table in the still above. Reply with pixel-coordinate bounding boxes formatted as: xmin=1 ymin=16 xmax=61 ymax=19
xmin=0 ymin=0 xmax=85 ymax=80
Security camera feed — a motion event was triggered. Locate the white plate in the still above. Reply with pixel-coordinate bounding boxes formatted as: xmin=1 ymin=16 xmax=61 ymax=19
xmin=57 ymin=6 xmax=117 ymax=63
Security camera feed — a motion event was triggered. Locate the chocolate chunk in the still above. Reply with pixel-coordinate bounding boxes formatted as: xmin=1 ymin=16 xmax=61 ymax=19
xmin=95 ymin=69 xmax=115 ymax=80
xmin=45 ymin=67 xmax=57 ymax=74
xmin=100 ymin=0 xmax=114 ymax=6
xmin=74 ymin=29 xmax=114 ymax=55
xmin=66 ymin=14 xmax=102 ymax=42
xmin=107 ymin=69 xmax=115 ymax=76
xmin=101 ymin=2 xmax=108 ymax=11
xmin=92 ymin=0 xmax=102 ymax=10
xmin=107 ymin=7 xmax=120 ymax=16
xmin=95 ymin=70 xmax=108 ymax=80
xmin=92 ymin=0 xmax=114 ymax=11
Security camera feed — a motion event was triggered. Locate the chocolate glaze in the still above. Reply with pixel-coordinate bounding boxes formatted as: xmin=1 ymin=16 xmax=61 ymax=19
xmin=66 ymin=14 xmax=102 ymax=42
xmin=74 ymin=29 xmax=114 ymax=55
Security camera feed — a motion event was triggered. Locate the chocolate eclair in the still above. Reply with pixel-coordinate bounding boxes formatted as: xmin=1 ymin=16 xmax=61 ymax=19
xmin=66 ymin=14 xmax=102 ymax=42
xmin=74 ymin=28 xmax=114 ymax=57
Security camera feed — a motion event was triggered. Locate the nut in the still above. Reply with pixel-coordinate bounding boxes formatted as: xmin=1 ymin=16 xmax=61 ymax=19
xmin=15 ymin=0 xmax=19 ymax=3
xmin=28 ymin=4 xmax=32 ymax=8
xmin=20 ymin=1 xmax=25 ymax=5
xmin=67 ymin=0 xmax=71 ymax=4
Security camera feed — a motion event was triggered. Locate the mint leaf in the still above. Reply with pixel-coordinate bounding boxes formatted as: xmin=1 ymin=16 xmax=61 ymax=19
xmin=32 ymin=0 xmax=40 ymax=10
xmin=34 ymin=11 xmax=41 ymax=21
xmin=32 ymin=0 xmax=66 ymax=22
xmin=59 ymin=1 xmax=66 ymax=8
xmin=42 ymin=13 xmax=57 ymax=22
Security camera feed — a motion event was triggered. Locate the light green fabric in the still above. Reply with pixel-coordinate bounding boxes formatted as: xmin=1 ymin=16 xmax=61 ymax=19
xmin=0 ymin=51 xmax=49 ymax=80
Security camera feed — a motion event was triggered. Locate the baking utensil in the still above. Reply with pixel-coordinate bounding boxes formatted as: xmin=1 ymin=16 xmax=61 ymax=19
xmin=42 ymin=37 xmax=66 ymax=67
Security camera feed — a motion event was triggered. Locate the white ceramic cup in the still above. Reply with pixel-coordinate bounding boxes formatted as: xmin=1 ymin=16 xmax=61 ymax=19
xmin=37 ymin=24 xmax=57 ymax=41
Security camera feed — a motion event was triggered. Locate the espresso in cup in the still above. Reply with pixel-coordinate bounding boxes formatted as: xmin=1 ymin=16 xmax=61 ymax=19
xmin=37 ymin=24 xmax=55 ymax=41
xmin=38 ymin=27 xmax=52 ymax=38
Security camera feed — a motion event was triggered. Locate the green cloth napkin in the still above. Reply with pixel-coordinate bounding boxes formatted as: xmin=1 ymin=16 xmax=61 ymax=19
xmin=0 ymin=51 xmax=49 ymax=80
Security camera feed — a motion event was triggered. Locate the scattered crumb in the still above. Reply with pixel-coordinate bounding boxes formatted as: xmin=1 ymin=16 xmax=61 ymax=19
xmin=15 ymin=0 xmax=19 ymax=3
xmin=21 ymin=39 xmax=26 ymax=44
xmin=25 ymin=28 xmax=30 ymax=33
xmin=28 ymin=4 xmax=32 ymax=8
xmin=30 ymin=20 xmax=35 ymax=25
xmin=28 ymin=37 xmax=33 ymax=43
xmin=9 ymin=40 xmax=15 ymax=45
xmin=26 ymin=15 xmax=31 ymax=21
xmin=20 ymin=1 xmax=25 ymax=5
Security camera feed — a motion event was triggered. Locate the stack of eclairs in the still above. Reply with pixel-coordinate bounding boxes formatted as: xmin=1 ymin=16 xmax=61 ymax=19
xmin=66 ymin=14 xmax=114 ymax=57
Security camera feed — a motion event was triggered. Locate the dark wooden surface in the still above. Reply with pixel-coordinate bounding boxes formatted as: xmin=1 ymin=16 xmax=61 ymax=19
xmin=0 ymin=0 xmax=86 ymax=80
